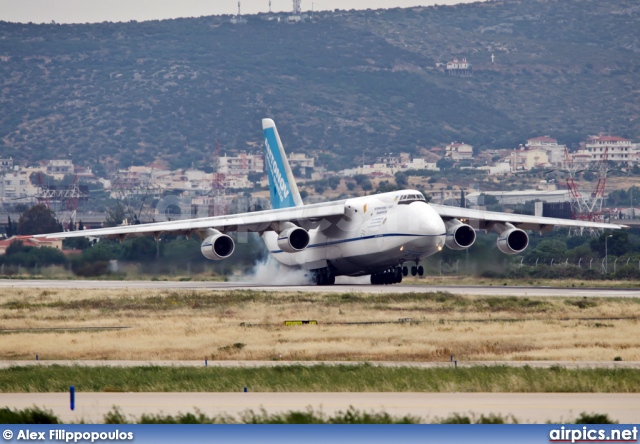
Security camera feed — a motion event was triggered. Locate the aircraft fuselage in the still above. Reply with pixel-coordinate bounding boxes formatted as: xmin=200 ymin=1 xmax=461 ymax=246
xmin=262 ymin=190 xmax=446 ymax=276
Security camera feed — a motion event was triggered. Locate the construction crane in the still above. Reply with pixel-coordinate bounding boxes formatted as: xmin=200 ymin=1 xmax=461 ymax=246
xmin=561 ymin=146 xmax=610 ymax=236
xmin=210 ymin=139 xmax=227 ymax=217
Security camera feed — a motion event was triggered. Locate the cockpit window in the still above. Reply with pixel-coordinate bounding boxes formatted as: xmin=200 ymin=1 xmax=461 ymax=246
xmin=398 ymin=193 xmax=426 ymax=204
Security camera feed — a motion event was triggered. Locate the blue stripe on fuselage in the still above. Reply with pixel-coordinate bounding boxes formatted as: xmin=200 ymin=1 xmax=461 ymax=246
xmin=268 ymin=232 xmax=445 ymax=254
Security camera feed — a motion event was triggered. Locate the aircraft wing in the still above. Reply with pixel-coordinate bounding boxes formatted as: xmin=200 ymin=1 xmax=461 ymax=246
xmin=35 ymin=200 xmax=347 ymax=240
xmin=430 ymin=204 xmax=628 ymax=232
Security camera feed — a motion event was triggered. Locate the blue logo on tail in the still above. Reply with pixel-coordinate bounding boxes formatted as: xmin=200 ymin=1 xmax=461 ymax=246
xmin=264 ymin=127 xmax=297 ymax=209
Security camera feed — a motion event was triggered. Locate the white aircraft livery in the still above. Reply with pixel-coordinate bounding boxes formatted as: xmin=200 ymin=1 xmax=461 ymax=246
xmin=37 ymin=119 xmax=627 ymax=285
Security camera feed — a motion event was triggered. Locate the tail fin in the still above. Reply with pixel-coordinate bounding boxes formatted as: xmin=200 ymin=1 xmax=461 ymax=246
xmin=262 ymin=118 xmax=303 ymax=209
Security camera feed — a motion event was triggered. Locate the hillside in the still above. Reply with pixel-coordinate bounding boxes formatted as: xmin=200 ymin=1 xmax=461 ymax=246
xmin=1 ymin=0 xmax=639 ymax=172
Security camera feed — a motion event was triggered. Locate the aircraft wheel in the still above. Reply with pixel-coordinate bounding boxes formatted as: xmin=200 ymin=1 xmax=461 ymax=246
xmin=402 ymin=266 xmax=408 ymax=277
xmin=411 ymin=266 xmax=417 ymax=276
xmin=418 ymin=265 xmax=424 ymax=276
xmin=326 ymin=274 xmax=335 ymax=285
xmin=395 ymin=267 xmax=403 ymax=283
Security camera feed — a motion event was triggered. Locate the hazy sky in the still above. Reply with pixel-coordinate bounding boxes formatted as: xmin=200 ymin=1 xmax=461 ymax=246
xmin=0 ymin=0 xmax=480 ymax=24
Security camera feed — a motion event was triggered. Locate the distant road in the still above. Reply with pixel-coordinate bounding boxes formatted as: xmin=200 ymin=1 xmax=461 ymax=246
xmin=0 ymin=279 xmax=638 ymax=297
xmin=3 ymin=392 xmax=639 ymax=423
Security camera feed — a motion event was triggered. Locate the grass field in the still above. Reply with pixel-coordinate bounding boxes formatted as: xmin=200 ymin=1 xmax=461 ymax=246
xmin=1 ymin=288 xmax=639 ymax=361
xmin=1 ymin=365 xmax=639 ymax=393
xmin=0 ymin=406 xmax=618 ymax=424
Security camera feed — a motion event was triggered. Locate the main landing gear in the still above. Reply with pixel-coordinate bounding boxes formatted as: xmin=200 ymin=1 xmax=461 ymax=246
xmin=402 ymin=263 xmax=424 ymax=277
xmin=314 ymin=268 xmax=335 ymax=286
xmin=371 ymin=266 xmax=403 ymax=285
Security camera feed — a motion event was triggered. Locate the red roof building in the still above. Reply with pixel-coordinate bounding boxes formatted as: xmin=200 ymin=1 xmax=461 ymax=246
xmin=0 ymin=236 xmax=63 ymax=255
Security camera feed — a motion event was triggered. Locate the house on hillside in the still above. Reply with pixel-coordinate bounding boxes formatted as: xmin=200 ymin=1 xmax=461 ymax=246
xmin=218 ymin=152 xmax=264 ymax=175
xmin=510 ymin=146 xmax=550 ymax=171
xmin=446 ymin=57 xmax=472 ymax=76
xmin=582 ymin=135 xmax=639 ymax=165
xmin=526 ymin=136 xmax=566 ymax=166
xmin=445 ymin=142 xmax=474 ymax=161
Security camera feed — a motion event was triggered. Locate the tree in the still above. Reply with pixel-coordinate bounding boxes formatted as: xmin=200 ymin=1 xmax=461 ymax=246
xmin=436 ymin=158 xmax=454 ymax=171
xmin=376 ymin=180 xmax=397 ymax=193
xmin=5 ymin=216 xmax=17 ymax=238
xmin=361 ymin=178 xmax=373 ymax=191
xmin=248 ymin=172 xmax=263 ymax=184
xmin=328 ymin=176 xmax=341 ymax=190
xmin=18 ymin=204 xmax=62 ymax=235
xmin=395 ymin=172 xmax=408 ymax=188
xmin=353 ymin=174 xmax=367 ymax=185
xmin=590 ymin=231 xmax=628 ymax=258
xmin=105 ymin=202 xmax=128 ymax=227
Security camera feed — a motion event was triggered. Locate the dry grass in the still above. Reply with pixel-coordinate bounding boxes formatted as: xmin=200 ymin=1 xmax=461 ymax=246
xmin=1 ymin=288 xmax=639 ymax=361
xmin=406 ymin=276 xmax=640 ymax=288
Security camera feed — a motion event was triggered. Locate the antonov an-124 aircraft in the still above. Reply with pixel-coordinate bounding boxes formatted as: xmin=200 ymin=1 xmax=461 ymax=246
xmin=37 ymin=119 xmax=626 ymax=285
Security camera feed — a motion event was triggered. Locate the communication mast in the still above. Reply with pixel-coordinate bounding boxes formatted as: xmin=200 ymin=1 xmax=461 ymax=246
xmin=293 ymin=0 xmax=301 ymax=15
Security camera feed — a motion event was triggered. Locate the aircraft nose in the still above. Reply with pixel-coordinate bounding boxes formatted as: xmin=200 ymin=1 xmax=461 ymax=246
xmin=419 ymin=204 xmax=446 ymax=247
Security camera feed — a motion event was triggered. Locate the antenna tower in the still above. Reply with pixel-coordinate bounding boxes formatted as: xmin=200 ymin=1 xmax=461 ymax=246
xmin=293 ymin=0 xmax=301 ymax=15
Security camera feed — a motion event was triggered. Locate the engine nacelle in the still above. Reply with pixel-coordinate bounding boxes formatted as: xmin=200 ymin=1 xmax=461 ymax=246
xmin=277 ymin=226 xmax=310 ymax=253
xmin=200 ymin=232 xmax=235 ymax=260
xmin=445 ymin=223 xmax=476 ymax=250
xmin=497 ymin=228 xmax=529 ymax=255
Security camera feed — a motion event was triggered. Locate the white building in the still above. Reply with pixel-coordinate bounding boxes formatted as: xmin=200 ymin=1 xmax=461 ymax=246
xmin=218 ymin=153 xmax=264 ymax=175
xmin=445 ymin=142 xmax=474 ymax=161
xmin=526 ymin=136 xmax=566 ymax=166
xmin=288 ymin=153 xmax=315 ymax=176
xmin=510 ymin=147 xmax=551 ymax=171
xmin=446 ymin=57 xmax=472 ymax=76
xmin=46 ymin=159 xmax=74 ymax=177
xmin=340 ymin=152 xmax=437 ymax=177
xmin=583 ymin=135 xmax=639 ymax=165
xmin=478 ymin=162 xmax=511 ymax=176
xmin=0 ymin=158 xmax=14 ymax=171
xmin=0 ymin=170 xmax=37 ymax=202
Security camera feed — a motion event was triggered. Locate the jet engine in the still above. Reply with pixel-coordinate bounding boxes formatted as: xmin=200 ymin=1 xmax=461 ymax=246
xmin=277 ymin=226 xmax=310 ymax=253
xmin=497 ymin=227 xmax=529 ymax=255
xmin=200 ymin=231 xmax=235 ymax=260
xmin=444 ymin=221 xmax=476 ymax=251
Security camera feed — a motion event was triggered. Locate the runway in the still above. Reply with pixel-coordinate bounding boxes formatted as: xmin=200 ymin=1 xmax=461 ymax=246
xmin=4 ymin=392 xmax=639 ymax=423
xmin=0 ymin=279 xmax=638 ymax=297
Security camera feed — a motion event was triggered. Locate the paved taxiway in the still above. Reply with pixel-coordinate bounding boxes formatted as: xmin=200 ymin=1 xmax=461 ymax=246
xmin=4 ymin=392 xmax=639 ymax=423
xmin=0 ymin=279 xmax=638 ymax=297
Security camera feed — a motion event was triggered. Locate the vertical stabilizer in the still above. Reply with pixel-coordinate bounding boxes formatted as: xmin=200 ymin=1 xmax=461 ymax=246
xmin=262 ymin=118 xmax=303 ymax=209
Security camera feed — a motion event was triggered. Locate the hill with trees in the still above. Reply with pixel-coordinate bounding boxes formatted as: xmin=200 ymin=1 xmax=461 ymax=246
xmin=1 ymin=0 xmax=639 ymax=172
